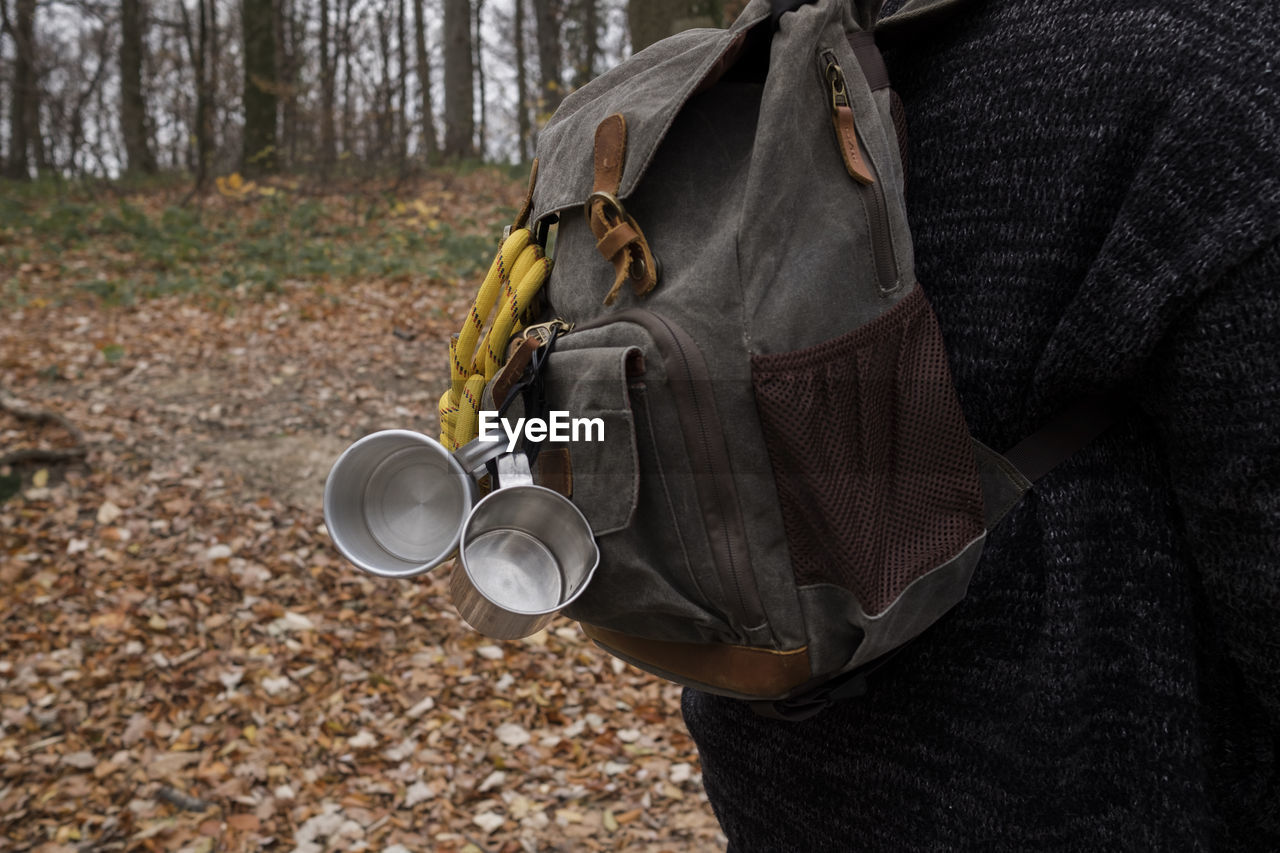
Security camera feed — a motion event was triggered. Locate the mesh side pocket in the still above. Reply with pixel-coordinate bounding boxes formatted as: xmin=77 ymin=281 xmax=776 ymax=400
xmin=750 ymin=287 xmax=984 ymax=616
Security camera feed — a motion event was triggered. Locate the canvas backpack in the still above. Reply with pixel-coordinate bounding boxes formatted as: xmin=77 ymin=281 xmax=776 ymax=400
xmin=438 ymin=0 xmax=1113 ymax=718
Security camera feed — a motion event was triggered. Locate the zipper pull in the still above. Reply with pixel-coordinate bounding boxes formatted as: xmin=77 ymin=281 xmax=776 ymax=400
xmin=823 ymin=52 xmax=875 ymax=185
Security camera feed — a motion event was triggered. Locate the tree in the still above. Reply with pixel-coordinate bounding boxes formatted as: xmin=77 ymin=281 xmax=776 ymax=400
xmin=513 ymin=0 xmax=530 ymax=161
xmin=473 ymin=0 xmax=486 ymax=156
xmin=242 ymin=0 xmax=277 ymax=172
xmin=531 ymin=0 xmax=563 ymax=117
xmin=318 ymin=0 xmax=336 ymax=168
xmin=412 ymin=0 xmax=437 ymax=160
xmin=375 ymin=2 xmax=393 ymax=160
xmin=277 ymin=0 xmax=300 ymax=168
xmin=340 ymin=0 xmax=354 ymax=153
xmin=396 ymin=0 xmax=409 ymax=163
xmin=120 ymin=0 xmax=156 ymax=174
xmin=3 ymin=0 xmax=38 ymax=179
xmin=628 ymin=0 xmax=721 ymax=53
xmin=574 ymin=0 xmax=599 ymax=89
xmin=178 ymin=0 xmax=214 ymax=187
xmin=441 ymin=0 xmax=473 ymax=158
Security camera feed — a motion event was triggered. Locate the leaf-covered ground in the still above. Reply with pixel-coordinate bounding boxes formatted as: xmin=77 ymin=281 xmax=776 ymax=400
xmin=0 ymin=174 xmax=727 ymax=852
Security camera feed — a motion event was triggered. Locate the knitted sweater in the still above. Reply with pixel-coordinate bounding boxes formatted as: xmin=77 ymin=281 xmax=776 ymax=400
xmin=681 ymin=0 xmax=1280 ymax=849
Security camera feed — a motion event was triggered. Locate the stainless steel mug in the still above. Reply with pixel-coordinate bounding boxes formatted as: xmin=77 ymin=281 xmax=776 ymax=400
xmin=323 ymin=430 xmax=504 ymax=578
xmin=449 ymin=453 xmax=599 ymax=639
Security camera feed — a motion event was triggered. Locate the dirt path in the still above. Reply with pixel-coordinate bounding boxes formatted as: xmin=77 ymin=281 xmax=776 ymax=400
xmin=0 ymin=282 xmax=725 ymax=852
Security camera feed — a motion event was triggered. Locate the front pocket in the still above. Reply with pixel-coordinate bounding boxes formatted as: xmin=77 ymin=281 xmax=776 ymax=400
xmin=541 ymin=334 xmax=736 ymax=644
xmin=750 ymin=286 xmax=984 ymax=616
xmin=539 ymin=345 xmax=643 ymax=535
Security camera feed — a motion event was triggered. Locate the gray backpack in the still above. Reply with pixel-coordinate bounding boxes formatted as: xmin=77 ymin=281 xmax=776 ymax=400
xmin=456 ymin=0 xmax=1110 ymax=716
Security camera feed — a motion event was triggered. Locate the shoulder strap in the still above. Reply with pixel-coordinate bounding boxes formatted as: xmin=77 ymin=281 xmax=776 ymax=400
xmin=1003 ymin=395 xmax=1119 ymax=484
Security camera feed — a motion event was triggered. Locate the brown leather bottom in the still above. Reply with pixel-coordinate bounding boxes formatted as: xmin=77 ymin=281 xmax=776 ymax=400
xmin=581 ymin=623 xmax=812 ymax=699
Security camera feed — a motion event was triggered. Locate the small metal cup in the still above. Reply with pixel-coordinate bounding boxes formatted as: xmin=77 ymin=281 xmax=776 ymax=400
xmin=323 ymin=430 xmax=503 ymax=578
xmin=450 ymin=454 xmax=599 ymax=640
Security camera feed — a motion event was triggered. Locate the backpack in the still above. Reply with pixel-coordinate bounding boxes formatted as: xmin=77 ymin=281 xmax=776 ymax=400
xmin=436 ymin=0 xmax=1113 ymax=718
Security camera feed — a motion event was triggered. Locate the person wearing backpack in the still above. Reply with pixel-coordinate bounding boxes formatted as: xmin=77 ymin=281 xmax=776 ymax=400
xmin=681 ymin=0 xmax=1280 ymax=849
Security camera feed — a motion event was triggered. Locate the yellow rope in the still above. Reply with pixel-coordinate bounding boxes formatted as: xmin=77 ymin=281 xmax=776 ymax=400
xmin=438 ymin=227 xmax=552 ymax=450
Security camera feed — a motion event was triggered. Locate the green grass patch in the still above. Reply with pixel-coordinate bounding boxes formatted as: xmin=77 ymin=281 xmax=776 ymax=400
xmin=2 ymin=168 xmax=519 ymax=306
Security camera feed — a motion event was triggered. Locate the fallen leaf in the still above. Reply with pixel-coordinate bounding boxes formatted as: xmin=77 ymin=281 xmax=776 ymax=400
xmin=227 ymin=814 xmax=260 ymax=831
xmin=61 ymin=751 xmax=97 ymax=769
xmin=347 ymin=730 xmax=377 ymax=749
xmin=477 ymin=770 xmax=506 ymax=793
xmin=259 ymin=675 xmax=292 ymax=696
xmin=494 ymin=723 xmax=530 ymax=748
xmin=473 ymin=811 xmax=506 ymax=834
xmin=96 ymin=500 xmax=122 ymax=524
xmin=403 ymin=781 xmax=434 ymax=809
xmin=204 ymin=544 xmax=233 ymax=561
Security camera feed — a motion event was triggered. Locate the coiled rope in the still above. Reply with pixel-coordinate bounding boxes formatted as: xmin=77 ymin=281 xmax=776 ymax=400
xmin=438 ymin=227 xmax=552 ymax=449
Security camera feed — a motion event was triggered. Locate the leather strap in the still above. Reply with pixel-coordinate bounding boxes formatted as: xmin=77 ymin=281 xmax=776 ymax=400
xmin=593 ymin=114 xmax=626 ymax=192
xmin=512 ymin=158 xmax=538 ymax=230
xmin=588 ymin=114 xmax=659 ymax=305
xmin=1004 ymin=395 xmax=1119 ymax=483
xmin=582 ymin=623 xmax=813 ymax=699
xmin=848 ymin=31 xmax=888 ymax=91
xmin=489 ymin=335 xmax=541 ymax=411
xmin=535 ymin=447 xmax=573 ymax=498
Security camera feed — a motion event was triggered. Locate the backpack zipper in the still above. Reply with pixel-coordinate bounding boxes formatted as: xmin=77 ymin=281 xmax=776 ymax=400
xmin=822 ymin=49 xmax=901 ymax=294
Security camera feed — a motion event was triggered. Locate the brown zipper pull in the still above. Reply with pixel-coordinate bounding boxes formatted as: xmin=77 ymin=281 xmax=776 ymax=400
xmin=826 ymin=57 xmax=875 ymax=185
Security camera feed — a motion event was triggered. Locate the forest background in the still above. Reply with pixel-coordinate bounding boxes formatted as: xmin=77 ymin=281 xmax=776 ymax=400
xmin=0 ymin=1 xmax=755 ymax=851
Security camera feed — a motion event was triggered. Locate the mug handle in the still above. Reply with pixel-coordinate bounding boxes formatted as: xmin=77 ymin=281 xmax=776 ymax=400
xmin=453 ymin=436 xmax=506 ymax=479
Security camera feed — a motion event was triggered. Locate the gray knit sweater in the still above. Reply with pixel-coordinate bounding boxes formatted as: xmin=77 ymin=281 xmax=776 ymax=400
xmin=681 ymin=0 xmax=1280 ymax=849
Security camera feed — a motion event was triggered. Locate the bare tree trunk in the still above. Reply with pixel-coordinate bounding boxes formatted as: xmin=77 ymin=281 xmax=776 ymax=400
xmin=290 ymin=0 xmax=303 ymax=166
xmin=628 ymin=0 xmax=721 ymax=53
xmin=275 ymin=0 xmax=298 ymax=168
xmin=441 ymin=0 xmax=473 ymax=159
xmin=5 ymin=0 xmax=36 ymax=179
xmin=513 ymin=0 xmax=530 ymax=162
xmin=395 ymin=0 xmax=408 ymax=165
xmin=531 ymin=0 xmax=562 ymax=118
xmin=210 ymin=0 xmax=222 ymax=166
xmin=0 ymin=2 xmax=6 ymax=170
xmin=179 ymin=0 xmax=213 ymax=188
xmin=473 ymin=0 xmax=485 ymax=158
xmin=340 ymin=0 xmax=354 ymax=155
xmin=93 ymin=73 xmax=112 ymax=175
xmin=120 ymin=0 xmax=156 ymax=174
xmin=198 ymin=0 xmax=212 ymax=184
xmin=242 ymin=0 xmax=278 ymax=172
xmin=375 ymin=3 xmax=392 ymax=162
xmin=412 ymin=0 xmax=436 ymax=161
xmin=576 ymin=0 xmax=598 ymax=89
xmin=319 ymin=0 xmax=336 ymax=169
xmin=66 ymin=28 xmax=112 ymax=176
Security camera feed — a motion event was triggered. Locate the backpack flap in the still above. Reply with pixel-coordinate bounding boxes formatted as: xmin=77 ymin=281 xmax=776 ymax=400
xmin=530 ymin=4 xmax=771 ymax=226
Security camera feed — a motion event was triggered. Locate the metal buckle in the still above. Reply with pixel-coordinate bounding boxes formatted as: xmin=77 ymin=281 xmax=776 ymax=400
xmin=521 ymin=319 xmax=573 ymax=346
xmin=585 ymin=190 xmax=627 ymax=225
